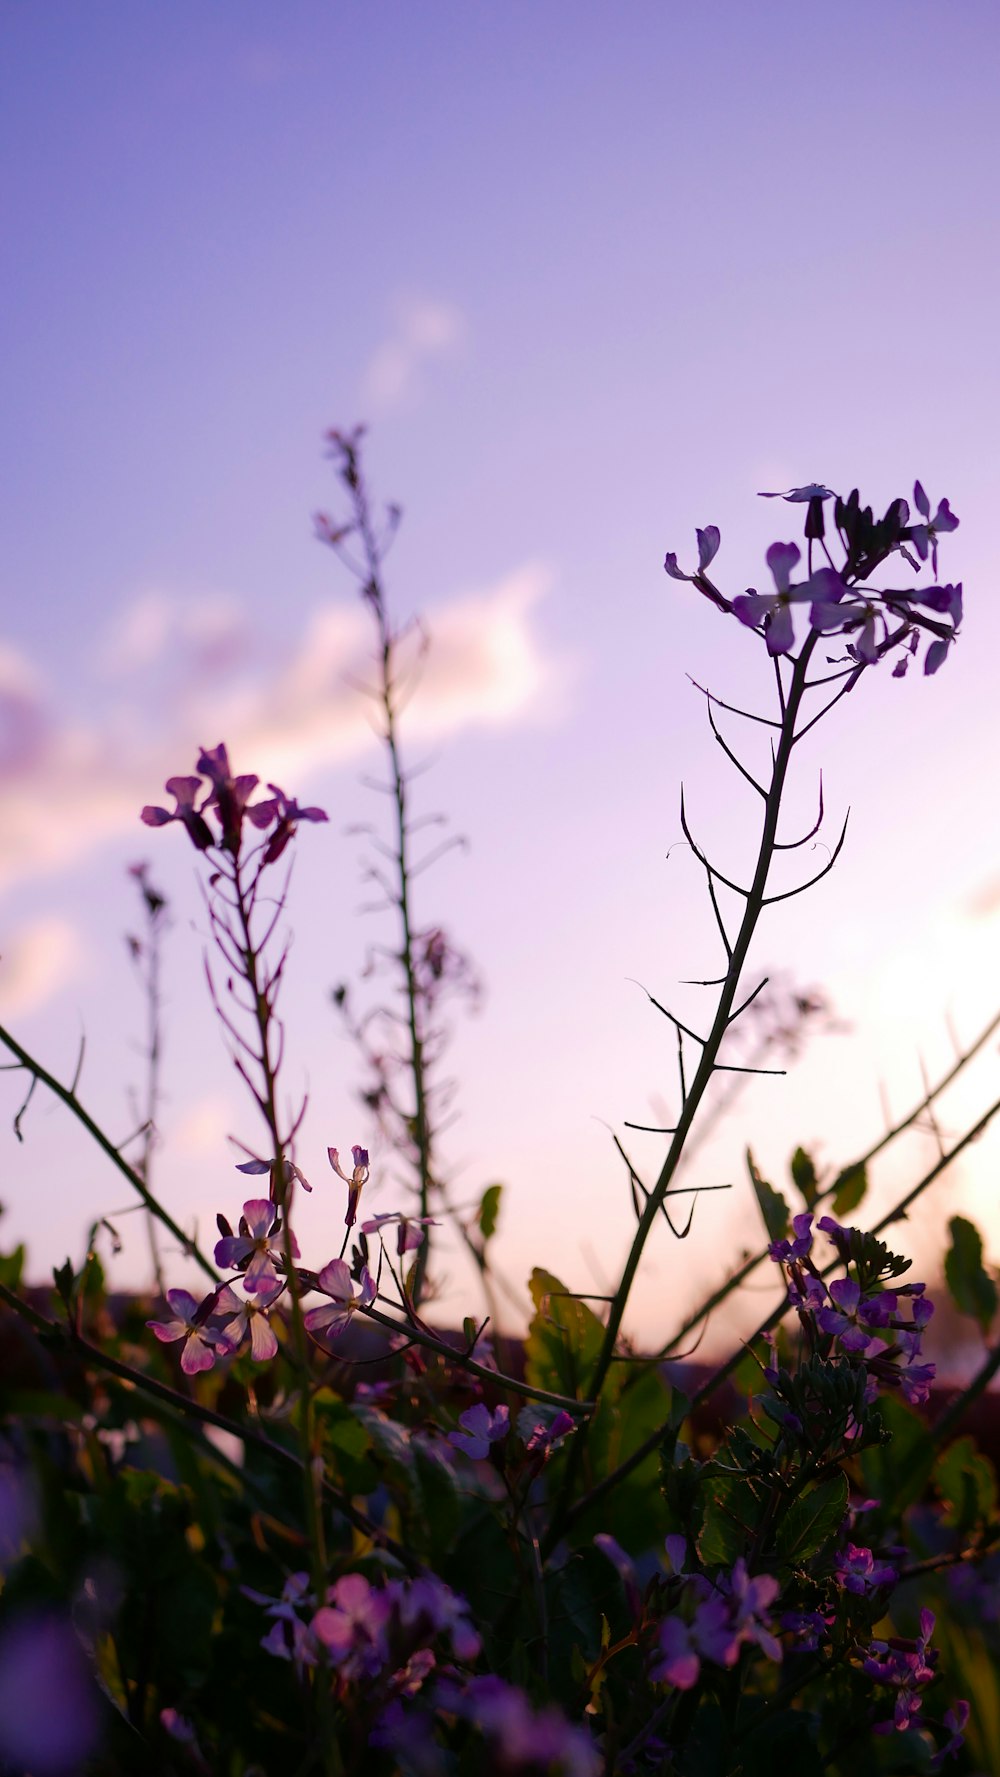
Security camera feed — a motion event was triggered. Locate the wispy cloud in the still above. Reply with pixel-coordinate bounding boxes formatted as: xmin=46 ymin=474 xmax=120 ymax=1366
xmin=0 ymin=563 xmax=558 ymax=895
xmin=0 ymin=918 xmax=84 ymax=1019
xmin=361 ymin=296 xmax=467 ymax=412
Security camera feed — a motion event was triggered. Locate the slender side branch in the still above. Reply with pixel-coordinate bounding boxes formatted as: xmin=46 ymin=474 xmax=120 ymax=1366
xmin=0 ymin=1022 xmax=217 ymax=1282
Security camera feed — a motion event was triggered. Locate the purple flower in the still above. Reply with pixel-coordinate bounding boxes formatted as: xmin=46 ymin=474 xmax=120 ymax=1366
xmin=864 ymin=1608 xmax=937 ymax=1732
xmin=398 ymin=1574 xmax=482 ymax=1662
xmin=769 ymin=1212 xmax=814 ymax=1264
xmin=758 ymin=484 xmax=835 ymax=502
xmin=780 ymin=1608 xmax=832 ymax=1651
xmin=246 ymin=1572 xmax=319 ymax=1669
xmin=522 ymin=1408 xmax=577 ymax=1458
xmin=909 ymin=581 xmax=963 ymax=626
xmin=214 ymin=1198 xmax=299 ymax=1296
xmin=650 ymin=1614 xmax=701 ymax=1689
xmin=924 ymin=635 xmax=954 ymax=676
xmin=147 ymin=1287 xmax=226 ymax=1375
xmin=908 ymin=481 xmax=959 ymax=575
xmin=663 ymin=1534 xmax=689 ymax=1577
xmin=817 ymin=1277 xmax=895 ymax=1354
xmin=650 ymin=1593 xmax=739 ymax=1688
xmin=816 ymin=1215 xmax=851 ymax=1259
xmin=261 ymin=784 xmax=329 ymax=865
xmin=787 ymin=1270 xmax=827 ymax=1314
xmin=448 ymin=1402 xmax=510 ymax=1461
xmin=933 ymin=1700 xmax=970 ymax=1768
xmin=663 ymin=525 xmax=722 ymax=582
xmin=303 ymin=1258 xmax=376 ymax=1341
xmin=832 ymin=1543 xmax=897 ymax=1596
xmin=140 ymin=775 xmax=214 ymax=851
xmin=733 ymin=546 xmax=846 ymax=656
xmin=443 ymin=1674 xmax=601 ymax=1776
xmin=329 ymin=1143 xmax=370 ymax=1227
xmin=724 ymin=1558 xmax=782 ymax=1661
xmin=0 ymin=1610 xmax=101 ymax=1775
xmin=895 ymin=1332 xmax=936 ymax=1406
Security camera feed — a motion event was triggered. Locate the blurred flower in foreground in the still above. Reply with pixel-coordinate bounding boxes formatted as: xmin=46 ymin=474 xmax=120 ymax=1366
xmin=0 ymin=1610 xmax=100 ymax=1774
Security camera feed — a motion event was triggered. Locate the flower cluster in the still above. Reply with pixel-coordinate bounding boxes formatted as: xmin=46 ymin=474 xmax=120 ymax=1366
xmin=597 ymin=1536 xmax=782 ymax=1693
xmin=768 ymin=1213 xmax=936 ymax=1406
xmin=141 ymin=742 xmax=327 ymax=857
xmin=252 ymin=1565 xmax=481 ymax=1687
xmin=665 ymin=480 xmax=961 ymax=676
xmin=864 ymin=1607 xmax=939 ymax=1733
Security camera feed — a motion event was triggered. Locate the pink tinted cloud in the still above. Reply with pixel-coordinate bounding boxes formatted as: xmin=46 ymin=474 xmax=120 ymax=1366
xmin=0 ymin=564 xmax=557 ymax=893
xmin=0 ymin=918 xmax=84 ymax=1019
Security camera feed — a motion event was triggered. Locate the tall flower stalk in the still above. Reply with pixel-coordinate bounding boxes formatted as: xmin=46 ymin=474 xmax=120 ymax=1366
xmin=316 ymin=427 xmax=483 ymax=1311
xmin=549 ymin=481 xmax=964 ymax=1535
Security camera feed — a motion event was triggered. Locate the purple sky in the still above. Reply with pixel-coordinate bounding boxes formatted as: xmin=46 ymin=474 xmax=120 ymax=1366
xmin=2 ymin=2 xmax=1000 ymax=1345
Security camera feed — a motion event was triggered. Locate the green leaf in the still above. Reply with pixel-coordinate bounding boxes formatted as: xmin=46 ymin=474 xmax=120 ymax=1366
xmin=52 ymin=1259 xmax=74 ymax=1312
xmin=831 ymin=1161 xmax=867 ymax=1217
xmin=790 ymin=1146 xmax=819 ymax=1209
xmin=0 ymin=1243 xmax=24 ymax=1290
xmin=934 ymin=1436 xmax=998 ymax=1532
xmin=477 ymin=1183 xmax=503 ymax=1242
xmin=525 ymin=1269 xmax=608 ymax=1401
xmin=945 ymin=1215 xmax=998 ymax=1332
xmin=314 ymin=1395 xmax=377 ymax=1494
xmin=774 ymin=1472 xmax=848 ymax=1565
xmin=696 ymin=1470 xmax=768 ymax=1568
xmin=859 ymin=1393 xmax=935 ymax=1515
xmin=747 ymin=1149 xmax=789 ymax=1244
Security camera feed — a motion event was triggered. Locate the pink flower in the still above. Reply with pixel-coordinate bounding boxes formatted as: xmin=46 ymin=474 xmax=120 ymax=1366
xmin=312 ymin=1573 xmax=392 ymax=1680
xmin=140 ymin=777 xmax=214 ymax=852
xmin=235 ymin=1154 xmax=313 ymax=1195
xmin=196 ymin=743 xmax=280 ymax=853
xmin=651 ymin=1594 xmax=738 ymax=1688
xmin=303 ymin=1259 xmax=376 ymax=1342
xmin=213 ymin=1285 xmax=279 ymax=1362
xmin=833 ymin=1544 xmax=897 ymax=1596
xmin=146 ymin=1288 xmax=225 ymax=1376
xmin=328 ymin=1144 xmax=370 ymax=1228
xmin=361 ymin=1210 xmax=437 ymax=1255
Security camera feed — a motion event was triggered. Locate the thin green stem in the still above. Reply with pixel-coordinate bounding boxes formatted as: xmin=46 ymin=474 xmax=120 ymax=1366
xmin=545 ymin=638 xmax=820 ymax=1550
xmin=230 ymin=853 xmax=337 ymax=1775
xmin=353 ymin=484 xmax=435 ymax=1306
